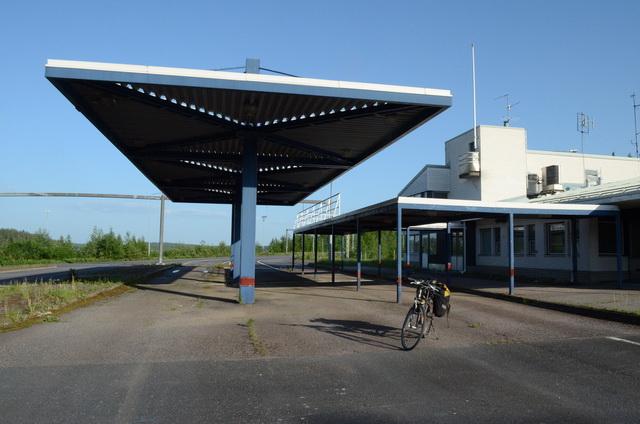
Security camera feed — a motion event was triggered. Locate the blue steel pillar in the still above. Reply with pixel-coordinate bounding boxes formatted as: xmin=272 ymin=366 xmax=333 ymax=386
xmin=301 ymin=233 xmax=305 ymax=275
xmin=396 ymin=205 xmax=402 ymax=303
xmin=239 ymin=138 xmax=257 ymax=304
xmin=331 ymin=227 xmax=336 ymax=285
xmin=377 ymin=229 xmax=382 ymax=277
xmin=231 ymin=192 xmax=242 ymax=285
xmin=445 ymin=223 xmax=451 ymax=287
xmin=508 ymin=213 xmax=515 ymax=295
xmin=291 ymin=233 xmax=295 ymax=270
xmin=615 ymin=212 xmax=623 ymax=289
xmin=356 ymin=218 xmax=361 ymax=290
xmin=313 ymin=231 xmax=318 ymax=275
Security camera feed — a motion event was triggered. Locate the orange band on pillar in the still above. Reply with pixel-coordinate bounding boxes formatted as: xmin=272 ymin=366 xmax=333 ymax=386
xmin=397 ymin=277 xmax=402 ymax=284
xmin=357 ymin=272 xmax=361 ymax=279
xmin=239 ymin=277 xmax=255 ymax=287
xmin=509 ymin=268 xmax=515 ymax=277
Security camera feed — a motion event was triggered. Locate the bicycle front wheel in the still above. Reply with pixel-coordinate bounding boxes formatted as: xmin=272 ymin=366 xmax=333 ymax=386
xmin=401 ymin=305 xmax=425 ymax=351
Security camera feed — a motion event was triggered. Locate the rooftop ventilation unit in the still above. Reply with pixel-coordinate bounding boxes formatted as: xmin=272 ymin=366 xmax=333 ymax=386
xmin=541 ymin=165 xmax=564 ymax=194
xmin=585 ymin=169 xmax=601 ymax=187
xmin=527 ymin=173 xmax=542 ymax=198
xmin=458 ymin=151 xmax=480 ymax=178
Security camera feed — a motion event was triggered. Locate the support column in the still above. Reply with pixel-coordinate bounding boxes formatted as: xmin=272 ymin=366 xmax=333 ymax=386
xmin=356 ymin=218 xmax=361 ymax=291
xmin=571 ymin=218 xmax=578 ymax=284
xmin=377 ymin=229 xmax=382 ymax=277
xmin=406 ymin=227 xmax=411 ymax=267
xmin=445 ymin=222 xmax=451 ymax=287
xmin=291 ymin=233 xmax=295 ymax=270
xmin=396 ymin=205 xmax=402 ymax=303
xmin=314 ymin=231 xmax=318 ymax=275
xmin=615 ymin=212 xmax=623 ymax=289
xmin=419 ymin=230 xmax=423 ymax=270
xmin=238 ymin=138 xmax=257 ymax=304
xmin=341 ymin=235 xmax=345 ymax=271
xmin=331 ymin=227 xmax=336 ymax=285
xmin=231 ymin=197 xmax=242 ymax=284
xmin=301 ymin=233 xmax=305 ymax=275
xmin=508 ymin=213 xmax=515 ymax=295
xmin=157 ymin=195 xmax=165 ymax=265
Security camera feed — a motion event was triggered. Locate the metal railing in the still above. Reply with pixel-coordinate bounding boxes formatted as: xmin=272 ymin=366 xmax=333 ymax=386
xmin=294 ymin=193 xmax=340 ymax=229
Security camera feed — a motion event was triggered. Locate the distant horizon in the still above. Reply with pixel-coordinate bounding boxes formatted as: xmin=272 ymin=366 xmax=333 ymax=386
xmin=2 ymin=0 xmax=639 ymax=245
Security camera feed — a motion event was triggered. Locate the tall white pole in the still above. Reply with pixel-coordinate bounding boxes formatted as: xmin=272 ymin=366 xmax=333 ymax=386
xmin=472 ymin=43 xmax=478 ymax=151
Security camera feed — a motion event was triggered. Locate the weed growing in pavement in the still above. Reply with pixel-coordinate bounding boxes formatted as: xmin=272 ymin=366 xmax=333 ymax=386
xmin=0 ymin=280 xmax=121 ymax=331
xmin=246 ymin=318 xmax=268 ymax=356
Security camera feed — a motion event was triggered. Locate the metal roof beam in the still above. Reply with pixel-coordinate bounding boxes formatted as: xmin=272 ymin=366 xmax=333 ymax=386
xmin=133 ymin=131 xmax=240 ymax=153
xmin=260 ymin=133 xmax=353 ymax=165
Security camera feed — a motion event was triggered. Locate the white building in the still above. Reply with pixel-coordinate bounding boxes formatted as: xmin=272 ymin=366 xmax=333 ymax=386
xmin=400 ymin=126 xmax=640 ymax=283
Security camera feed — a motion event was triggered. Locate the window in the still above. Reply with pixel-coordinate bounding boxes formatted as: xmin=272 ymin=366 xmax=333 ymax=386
xmin=494 ymin=227 xmax=501 ymax=256
xmin=514 ymin=226 xmax=525 ymax=256
xmin=546 ymin=222 xmax=566 ymax=255
xmin=527 ymin=224 xmax=536 ymax=256
xmin=598 ymin=218 xmax=616 ymax=255
xmin=428 ymin=232 xmax=437 ymax=255
xmin=480 ymin=228 xmax=491 ymax=255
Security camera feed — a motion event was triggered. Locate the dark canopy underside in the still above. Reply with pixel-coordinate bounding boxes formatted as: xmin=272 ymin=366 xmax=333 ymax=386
xmin=47 ymin=63 xmax=450 ymax=205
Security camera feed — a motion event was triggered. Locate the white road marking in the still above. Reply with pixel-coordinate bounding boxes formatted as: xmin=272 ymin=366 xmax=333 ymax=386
xmin=0 ymin=265 xmax=58 ymax=274
xmin=606 ymin=336 xmax=640 ymax=347
xmin=257 ymin=260 xmax=283 ymax=271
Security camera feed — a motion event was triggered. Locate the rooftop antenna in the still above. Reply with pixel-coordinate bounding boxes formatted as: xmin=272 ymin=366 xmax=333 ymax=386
xmin=471 ymin=44 xmax=478 ymax=151
xmin=631 ymin=93 xmax=639 ymax=159
xmin=494 ymin=93 xmax=520 ymax=127
xmin=577 ymin=112 xmax=595 ymax=187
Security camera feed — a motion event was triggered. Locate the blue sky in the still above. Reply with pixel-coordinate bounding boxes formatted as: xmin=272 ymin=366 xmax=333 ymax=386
xmin=1 ymin=1 xmax=639 ymax=245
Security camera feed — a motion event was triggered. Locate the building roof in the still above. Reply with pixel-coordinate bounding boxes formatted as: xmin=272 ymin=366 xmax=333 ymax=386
xmin=531 ymin=176 xmax=640 ymax=208
xmin=46 ymin=59 xmax=452 ymax=205
xmin=295 ymin=196 xmax=619 ymax=234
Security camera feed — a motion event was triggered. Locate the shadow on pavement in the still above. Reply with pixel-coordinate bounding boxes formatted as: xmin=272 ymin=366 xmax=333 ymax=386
xmin=284 ymin=318 xmax=403 ymax=351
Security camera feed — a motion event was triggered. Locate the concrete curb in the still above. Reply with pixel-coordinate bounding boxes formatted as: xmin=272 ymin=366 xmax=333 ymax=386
xmin=449 ymin=285 xmax=640 ymax=326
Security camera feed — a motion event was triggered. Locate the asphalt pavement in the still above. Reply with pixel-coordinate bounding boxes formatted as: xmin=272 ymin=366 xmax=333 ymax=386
xmin=1 ymin=256 xmax=639 ymax=423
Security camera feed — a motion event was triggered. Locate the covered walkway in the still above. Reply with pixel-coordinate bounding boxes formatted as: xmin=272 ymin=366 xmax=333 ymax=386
xmin=293 ymin=196 xmax=622 ymax=302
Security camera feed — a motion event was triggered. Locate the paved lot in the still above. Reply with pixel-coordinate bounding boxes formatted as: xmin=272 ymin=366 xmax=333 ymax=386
xmin=1 ymin=256 xmax=639 ymax=423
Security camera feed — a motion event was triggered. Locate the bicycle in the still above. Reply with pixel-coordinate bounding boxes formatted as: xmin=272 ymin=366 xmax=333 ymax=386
xmin=400 ymin=277 xmax=450 ymax=351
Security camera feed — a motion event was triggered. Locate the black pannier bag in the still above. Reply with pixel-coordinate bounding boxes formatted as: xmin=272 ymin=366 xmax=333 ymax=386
xmin=433 ymin=284 xmax=451 ymax=318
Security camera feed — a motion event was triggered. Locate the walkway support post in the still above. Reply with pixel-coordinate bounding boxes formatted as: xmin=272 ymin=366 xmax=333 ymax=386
xmin=291 ymin=233 xmax=295 ymax=270
xmin=508 ymin=213 xmax=515 ymax=295
xmin=356 ymin=218 xmax=361 ymax=290
xmin=571 ymin=218 xmax=578 ymax=284
xmin=445 ymin=222 xmax=451 ymax=287
xmin=396 ymin=205 xmax=402 ymax=303
xmin=231 ymin=194 xmax=242 ymax=284
xmin=157 ymin=195 xmax=165 ymax=265
xmin=314 ymin=231 xmax=318 ymax=275
xmin=615 ymin=212 xmax=623 ymax=289
xmin=301 ymin=233 xmax=305 ymax=275
xmin=239 ymin=137 xmax=257 ymax=304
xmin=377 ymin=229 xmax=382 ymax=277
xmin=406 ymin=227 xmax=411 ymax=267
xmin=331 ymin=226 xmax=336 ymax=285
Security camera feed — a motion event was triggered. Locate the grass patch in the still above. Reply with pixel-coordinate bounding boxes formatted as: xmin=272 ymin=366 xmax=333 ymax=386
xmin=246 ymin=318 xmax=268 ymax=356
xmin=1 ymin=280 xmax=128 ymax=332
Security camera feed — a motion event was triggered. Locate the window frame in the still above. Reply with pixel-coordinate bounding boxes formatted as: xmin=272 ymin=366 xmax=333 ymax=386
xmin=545 ymin=222 xmax=567 ymax=256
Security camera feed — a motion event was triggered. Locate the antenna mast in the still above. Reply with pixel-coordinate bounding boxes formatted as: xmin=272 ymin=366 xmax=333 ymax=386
xmin=577 ymin=112 xmax=595 ymax=187
xmin=632 ymin=93 xmax=639 ymax=159
xmin=471 ymin=44 xmax=478 ymax=151
xmin=494 ymin=93 xmax=520 ymax=127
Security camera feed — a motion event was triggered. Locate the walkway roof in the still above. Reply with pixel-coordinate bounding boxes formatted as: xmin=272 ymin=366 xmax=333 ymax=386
xmin=45 ymin=60 xmax=452 ymax=205
xmin=294 ymin=197 xmax=620 ymax=234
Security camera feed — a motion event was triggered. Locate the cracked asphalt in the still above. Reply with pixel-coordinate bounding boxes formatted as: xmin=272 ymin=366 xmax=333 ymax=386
xmin=1 ymin=256 xmax=639 ymax=423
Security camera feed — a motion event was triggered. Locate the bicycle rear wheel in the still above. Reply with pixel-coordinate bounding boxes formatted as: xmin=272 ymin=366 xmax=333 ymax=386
xmin=401 ymin=305 xmax=425 ymax=350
